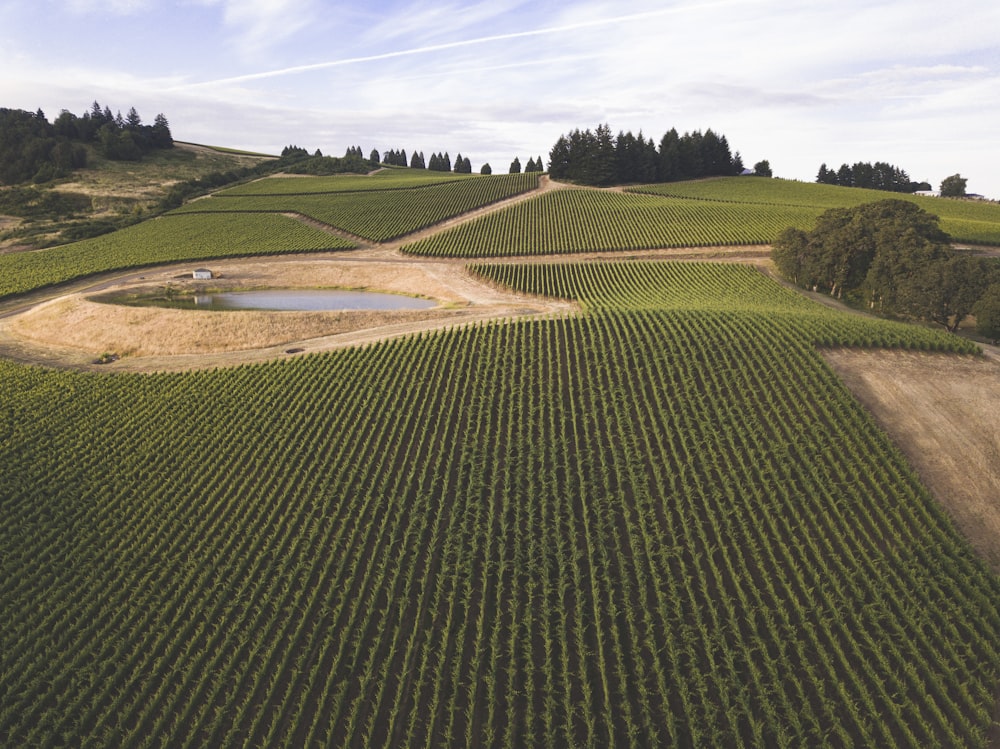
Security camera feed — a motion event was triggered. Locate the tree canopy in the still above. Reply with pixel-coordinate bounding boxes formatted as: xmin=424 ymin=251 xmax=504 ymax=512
xmin=548 ymin=124 xmax=752 ymax=187
xmin=772 ymin=199 xmax=998 ymax=331
xmin=0 ymin=102 xmax=173 ymax=185
xmin=940 ymin=173 xmax=968 ymax=198
xmin=815 ymin=161 xmax=927 ymax=193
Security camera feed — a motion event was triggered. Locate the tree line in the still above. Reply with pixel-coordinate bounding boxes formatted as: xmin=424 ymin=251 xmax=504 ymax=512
xmin=815 ymin=161 xmax=930 ymax=193
xmin=0 ymin=102 xmax=173 ymax=184
xmin=772 ymin=199 xmax=1000 ymax=339
xmin=547 ymin=123 xmax=768 ymax=187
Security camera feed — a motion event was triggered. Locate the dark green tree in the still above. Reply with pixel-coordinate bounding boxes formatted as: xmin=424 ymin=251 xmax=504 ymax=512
xmin=973 ymin=283 xmax=1000 ymax=344
xmin=753 ymin=160 xmax=772 ymax=178
xmin=548 ymin=135 xmax=570 ymax=179
xmin=509 ymin=156 xmax=521 ymax=174
xmin=480 ymin=163 xmax=492 ymax=175
xmin=940 ymin=173 xmax=967 ymax=197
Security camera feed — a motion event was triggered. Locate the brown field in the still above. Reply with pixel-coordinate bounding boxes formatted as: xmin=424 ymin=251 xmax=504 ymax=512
xmin=824 ymin=347 xmax=1000 ymax=572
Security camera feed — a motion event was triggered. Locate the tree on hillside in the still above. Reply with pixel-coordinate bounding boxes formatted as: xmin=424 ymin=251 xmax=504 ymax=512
xmin=753 ymin=160 xmax=772 ymax=177
xmin=940 ymin=173 xmax=967 ymax=197
xmin=509 ymin=156 xmax=521 ymax=174
xmin=905 ymin=255 xmax=992 ymax=332
xmin=480 ymin=163 xmax=492 ymax=175
xmin=974 ymin=283 xmax=1000 ymax=344
xmin=771 ymin=199 xmax=993 ymax=331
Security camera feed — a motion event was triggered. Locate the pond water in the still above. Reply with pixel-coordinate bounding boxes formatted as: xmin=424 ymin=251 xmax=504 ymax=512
xmin=104 ymin=289 xmax=437 ymax=311
xmin=195 ymin=289 xmax=437 ymax=311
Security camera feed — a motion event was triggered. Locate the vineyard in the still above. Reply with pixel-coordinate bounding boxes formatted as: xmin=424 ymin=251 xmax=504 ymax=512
xmin=173 ymin=172 xmax=540 ymax=241
xmin=630 ymin=176 xmax=1000 ymax=246
xmin=218 ymin=168 xmax=475 ymax=196
xmin=0 ymin=213 xmax=353 ymax=301
xmin=401 ymin=189 xmax=822 ymax=256
xmin=2 ymin=261 xmax=998 ymax=747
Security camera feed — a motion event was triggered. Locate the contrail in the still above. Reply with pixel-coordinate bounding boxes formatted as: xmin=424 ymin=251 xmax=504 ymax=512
xmin=173 ymin=1 xmax=754 ymax=90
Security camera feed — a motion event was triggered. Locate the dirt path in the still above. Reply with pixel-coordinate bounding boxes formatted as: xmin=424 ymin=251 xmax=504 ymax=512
xmin=824 ymin=348 xmax=1000 ymax=572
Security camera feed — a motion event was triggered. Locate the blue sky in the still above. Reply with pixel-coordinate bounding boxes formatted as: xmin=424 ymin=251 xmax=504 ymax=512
xmin=2 ymin=0 xmax=999 ymax=196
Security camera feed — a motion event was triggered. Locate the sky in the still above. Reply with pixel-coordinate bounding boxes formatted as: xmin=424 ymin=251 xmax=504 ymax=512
xmin=2 ymin=0 xmax=999 ymax=197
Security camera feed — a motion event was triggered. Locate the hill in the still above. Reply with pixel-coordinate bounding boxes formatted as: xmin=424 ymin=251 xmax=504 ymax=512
xmin=0 ymin=142 xmax=274 ymax=252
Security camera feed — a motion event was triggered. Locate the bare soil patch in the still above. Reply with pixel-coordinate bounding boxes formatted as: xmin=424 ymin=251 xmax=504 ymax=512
xmin=0 ymin=251 xmax=576 ymax=371
xmin=823 ymin=348 xmax=1000 ymax=572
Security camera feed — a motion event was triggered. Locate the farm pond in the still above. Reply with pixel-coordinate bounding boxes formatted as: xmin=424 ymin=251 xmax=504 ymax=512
xmin=93 ymin=288 xmax=438 ymax=312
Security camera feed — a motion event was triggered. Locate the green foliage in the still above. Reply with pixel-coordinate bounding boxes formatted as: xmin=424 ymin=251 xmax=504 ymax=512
xmin=973 ymin=282 xmax=1000 ymax=343
xmin=771 ymin=199 xmax=996 ymax=332
xmin=816 ymin=160 xmax=920 ymax=192
xmin=0 ymin=185 xmax=92 ymax=220
xmin=549 ymin=124 xmax=744 ymax=186
xmin=0 ymin=262 xmax=995 ymax=747
xmin=282 ymin=152 xmax=374 ymax=176
xmin=0 ymin=213 xmax=353 ymax=300
xmin=0 ymin=103 xmax=172 ymax=185
xmin=940 ymin=173 xmax=967 ymax=197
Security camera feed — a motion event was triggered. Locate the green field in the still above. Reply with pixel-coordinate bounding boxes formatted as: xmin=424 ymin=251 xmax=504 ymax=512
xmin=218 ymin=167 xmax=475 ymax=195
xmin=2 ymin=172 xmax=999 ymax=747
xmin=175 ymin=172 xmax=540 ymax=241
xmin=402 ymin=188 xmax=820 ymax=256
xmin=2 ymin=260 xmax=998 ymax=747
xmin=0 ymin=213 xmax=353 ymax=300
xmin=630 ymin=177 xmax=1000 ymax=246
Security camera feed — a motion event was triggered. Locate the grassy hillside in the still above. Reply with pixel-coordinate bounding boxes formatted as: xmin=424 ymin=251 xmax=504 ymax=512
xmin=0 ymin=143 xmax=274 ymax=251
xmin=631 ymin=176 xmax=1000 ymax=246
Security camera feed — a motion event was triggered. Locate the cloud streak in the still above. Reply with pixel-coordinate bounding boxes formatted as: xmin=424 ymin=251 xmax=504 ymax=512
xmin=172 ymin=0 xmax=761 ymax=90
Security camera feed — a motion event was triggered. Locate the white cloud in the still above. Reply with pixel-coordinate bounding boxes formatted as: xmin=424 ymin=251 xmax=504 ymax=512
xmin=195 ymin=0 xmax=322 ymax=55
xmin=63 ymin=0 xmax=153 ymax=14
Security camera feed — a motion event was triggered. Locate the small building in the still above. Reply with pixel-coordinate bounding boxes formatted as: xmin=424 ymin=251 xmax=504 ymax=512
xmin=192 ymin=269 xmax=213 ymax=280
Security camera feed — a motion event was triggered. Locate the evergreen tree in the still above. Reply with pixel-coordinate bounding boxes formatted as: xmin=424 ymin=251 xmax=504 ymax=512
xmin=548 ymin=135 xmax=571 ymax=180
xmin=509 ymin=156 xmax=521 ymax=174
xmin=480 ymin=162 xmax=492 ymax=175
xmin=658 ymin=128 xmax=681 ymax=182
xmin=370 ymin=148 xmax=380 ymax=164
xmin=151 ymin=113 xmax=172 ymax=148
xmin=125 ymin=107 xmax=142 ymax=131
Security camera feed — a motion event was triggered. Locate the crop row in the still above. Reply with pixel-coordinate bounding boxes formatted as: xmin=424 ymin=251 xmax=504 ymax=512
xmin=0 ymin=213 xmax=353 ymax=301
xmin=469 ymin=261 xmax=981 ymax=353
xmin=401 ymin=189 xmax=820 ymax=256
xmin=629 ymin=177 xmax=1000 ymax=245
xmin=1 ymin=262 xmax=996 ymax=746
xmin=173 ymin=173 xmax=541 ymax=242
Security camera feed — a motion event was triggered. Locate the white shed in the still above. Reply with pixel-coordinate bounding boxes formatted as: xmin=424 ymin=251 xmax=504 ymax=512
xmin=192 ymin=269 xmax=213 ymax=280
